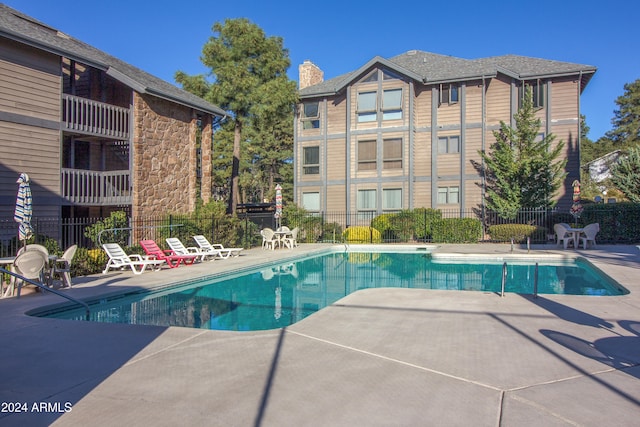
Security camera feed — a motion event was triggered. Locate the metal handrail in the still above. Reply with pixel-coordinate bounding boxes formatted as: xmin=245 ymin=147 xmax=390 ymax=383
xmin=0 ymin=268 xmax=90 ymax=321
xmin=501 ymin=262 xmax=507 ymax=297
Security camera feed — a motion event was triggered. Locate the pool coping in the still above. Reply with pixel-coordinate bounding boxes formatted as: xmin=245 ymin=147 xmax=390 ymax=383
xmin=1 ymin=243 xmax=639 ymax=426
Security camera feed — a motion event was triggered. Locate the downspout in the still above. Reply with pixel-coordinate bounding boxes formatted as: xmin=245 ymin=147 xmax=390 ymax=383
xmin=346 ymin=86 xmax=352 ymax=218
xmin=577 ymin=71 xmax=583 ymax=176
xmin=408 ymin=81 xmax=414 ymax=210
xmin=481 ymin=76 xmax=487 ymax=217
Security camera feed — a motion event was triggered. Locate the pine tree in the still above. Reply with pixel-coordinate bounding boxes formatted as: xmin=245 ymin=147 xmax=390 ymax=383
xmin=606 ymin=79 xmax=640 ymax=147
xmin=610 ymin=145 xmax=640 ymax=202
xmin=479 ymin=87 xmax=567 ymax=219
xmin=175 ymin=18 xmax=298 ymax=214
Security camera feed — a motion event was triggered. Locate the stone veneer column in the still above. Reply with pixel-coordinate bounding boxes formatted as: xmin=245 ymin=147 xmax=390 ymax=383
xmin=132 ymin=92 xmax=197 ymax=218
xmin=200 ymin=114 xmax=213 ymax=204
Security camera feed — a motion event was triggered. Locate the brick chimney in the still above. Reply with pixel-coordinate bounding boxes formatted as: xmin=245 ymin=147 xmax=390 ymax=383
xmin=298 ymin=60 xmax=323 ymax=90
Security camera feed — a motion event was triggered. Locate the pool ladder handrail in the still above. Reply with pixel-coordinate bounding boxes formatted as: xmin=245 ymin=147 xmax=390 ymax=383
xmin=500 ymin=262 xmax=539 ymax=298
xmin=0 ymin=267 xmax=90 ymax=321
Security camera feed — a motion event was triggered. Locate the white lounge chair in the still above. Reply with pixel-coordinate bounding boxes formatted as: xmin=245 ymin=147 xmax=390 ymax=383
xmin=579 ymin=223 xmax=599 ymax=249
xmin=192 ymin=235 xmax=243 ymax=258
xmin=102 ymin=243 xmax=165 ymax=274
xmin=166 ymin=237 xmax=214 ymax=262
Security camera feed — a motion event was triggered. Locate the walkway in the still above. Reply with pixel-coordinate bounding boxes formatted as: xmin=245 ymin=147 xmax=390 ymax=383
xmin=0 ymin=243 xmax=638 ymax=426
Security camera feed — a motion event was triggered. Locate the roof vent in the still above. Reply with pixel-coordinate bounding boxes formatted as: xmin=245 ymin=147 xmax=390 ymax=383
xmin=407 ymin=50 xmax=417 ymax=55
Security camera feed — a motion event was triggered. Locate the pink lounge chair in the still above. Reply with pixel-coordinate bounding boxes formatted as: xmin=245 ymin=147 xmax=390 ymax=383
xmin=140 ymin=239 xmax=197 ymax=268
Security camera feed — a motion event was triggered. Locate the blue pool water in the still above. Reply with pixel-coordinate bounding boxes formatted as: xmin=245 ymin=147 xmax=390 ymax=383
xmin=37 ymin=252 xmax=627 ymax=331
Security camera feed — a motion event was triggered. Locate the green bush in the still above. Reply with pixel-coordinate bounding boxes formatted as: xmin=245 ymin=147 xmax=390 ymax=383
xmin=84 ymin=211 xmax=130 ymax=247
xmin=371 ymin=214 xmax=396 ymax=240
xmin=488 ymin=224 xmax=545 ymax=242
xmin=432 ymin=218 xmax=482 ymax=243
xmin=413 ymin=208 xmax=442 ymax=240
xmin=343 ymin=226 xmax=382 ymax=243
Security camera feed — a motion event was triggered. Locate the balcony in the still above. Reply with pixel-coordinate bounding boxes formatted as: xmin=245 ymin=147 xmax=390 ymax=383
xmin=61 ymin=168 xmax=131 ymax=206
xmin=62 ymin=94 xmax=129 ymax=139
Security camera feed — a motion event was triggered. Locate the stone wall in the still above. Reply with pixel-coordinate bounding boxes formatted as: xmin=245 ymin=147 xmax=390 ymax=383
xmin=132 ymin=93 xmax=201 ymax=217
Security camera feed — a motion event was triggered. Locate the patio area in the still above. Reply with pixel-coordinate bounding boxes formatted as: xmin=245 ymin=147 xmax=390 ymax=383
xmin=0 ymin=243 xmax=639 ymax=426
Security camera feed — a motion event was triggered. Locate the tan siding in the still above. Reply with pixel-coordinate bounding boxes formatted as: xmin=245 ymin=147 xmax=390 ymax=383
xmin=464 ymin=129 xmax=483 ymax=176
xmin=412 ymin=182 xmax=431 ymax=208
xmin=465 ymin=83 xmax=483 ymax=123
xmin=551 ymin=78 xmax=579 ymax=120
xmin=413 ymin=132 xmax=432 ymax=176
xmin=326 ymin=94 xmax=346 ymax=134
xmin=486 ymin=75 xmax=511 ymax=124
xmin=437 ymin=101 xmax=461 ymax=125
xmin=326 ymin=138 xmax=346 ymax=180
xmin=414 ymin=86 xmax=432 ymax=128
xmin=0 ymin=121 xmax=60 ymax=198
xmin=326 ymin=185 xmax=345 ymax=211
xmin=0 ymin=41 xmax=60 ymax=121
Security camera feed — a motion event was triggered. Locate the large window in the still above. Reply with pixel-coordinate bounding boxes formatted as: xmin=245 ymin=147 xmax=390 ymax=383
xmin=440 ymin=83 xmax=459 ymax=105
xmin=301 ymin=102 xmax=320 ymax=129
xmin=357 ymin=88 xmax=403 ymax=122
xmin=357 ymin=92 xmax=377 ymax=123
xmin=302 ymin=192 xmax=320 ymax=212
xmin=437 ymin=136 xmax=460 ymax=154
xmin=382 ymin=89 xmax=402 ymax=120
xmin=383 ymin=138 xmax=402 ymax=169
xmin=358 ymin=140 xmax=377 ymax=171
xmin=383 ymin=188 xmax=402 ymax=211
xmin=357 ymin=189 xmax=377 ymax=212
xmin=437 ymin=186 xmax=460 ymax=205
xmin=303 ymin=146 xmax=319 ymax=175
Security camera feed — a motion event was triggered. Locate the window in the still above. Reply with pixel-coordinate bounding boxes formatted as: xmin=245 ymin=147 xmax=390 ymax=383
xmin=519 ymin=80 xmax=545 ymax=108
xmin=383 ymin=138 xmax=402 ymax=169
xmin=437 ymin=186 xmax=460 ymax=204
xmin=382 ymin=89 xmax=402 ymax=120
xmin=301 ymin=102 xmax=320 ymax=129
xmin=357 ymin=189 xmax=377 ymax=211
xmin=358 ymin=140 xmax=377 ymax=171
xmin=383 ymin=189 xmax=402 ymax=210
xmin=303 ymin=146 xmax=319 ymax=175
xmin=357 ymin=88 xmax=403 ymax=122
xmin=302 ymin=192 xmax=320 ymax=212
xmin=440 ymin=83 xmax=459 ymax=105
xmin=437 ymin=136 xmax=460 ymax=154
xmin=357 ymin=92 xmax=377 ymax=122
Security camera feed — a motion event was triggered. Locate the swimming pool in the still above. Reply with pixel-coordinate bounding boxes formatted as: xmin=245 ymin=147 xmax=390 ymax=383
xmin=35 ymin=250 xmax=627 ymax=331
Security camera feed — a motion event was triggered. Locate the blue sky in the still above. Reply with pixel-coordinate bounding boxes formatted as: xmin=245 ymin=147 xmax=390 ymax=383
xmin=5 ymin=0 xmax=638 ymax=140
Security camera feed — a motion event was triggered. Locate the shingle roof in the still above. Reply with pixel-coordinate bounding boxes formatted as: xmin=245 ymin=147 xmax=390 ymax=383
xmin=300 ymin=49 xmax=596 ymax=98
xmin=0 ymin=4 xmax=226 ymax=117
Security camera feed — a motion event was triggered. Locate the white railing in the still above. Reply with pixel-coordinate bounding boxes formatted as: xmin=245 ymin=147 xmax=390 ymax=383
xmin=62 ymin=94 xmax=130 ymax=138
xmin=61 ymin=169 xmax=131 ymax=205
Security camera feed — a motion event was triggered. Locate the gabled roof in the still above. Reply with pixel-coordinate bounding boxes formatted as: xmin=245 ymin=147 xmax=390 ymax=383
xmin=0 ymin=4 xmax=226 ymax=117
xmin=300 ymin=50 xmax=596 ymax=98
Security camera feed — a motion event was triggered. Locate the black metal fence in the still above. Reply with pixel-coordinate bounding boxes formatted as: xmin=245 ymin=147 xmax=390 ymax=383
xmin=1 ymin=205 xmax=638 ymax=257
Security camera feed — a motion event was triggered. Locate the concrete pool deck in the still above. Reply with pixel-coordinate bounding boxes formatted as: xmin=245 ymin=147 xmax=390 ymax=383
xmin=0 ymin=243 xmax=639 ymax=426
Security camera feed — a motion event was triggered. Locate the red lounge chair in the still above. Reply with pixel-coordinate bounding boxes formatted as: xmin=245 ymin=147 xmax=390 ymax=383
xmin=139 ymin=239 xmax=197 ymax=268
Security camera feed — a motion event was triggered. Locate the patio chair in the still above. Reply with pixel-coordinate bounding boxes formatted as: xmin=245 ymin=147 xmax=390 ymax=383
xmin=166 ymin=237 xmax=214 ymax=262
xmin=192 ymin=235 xmax=244 ymax=258
xmin=260 ymin=228 xmax=278 ymax=250
xmin=281 ymin=227 xmax=299 ymax=249
xmin=554 ymin=223 xmax=574 ymax=249
xmin=13 ymin=249 xmax=48 ymax=297
xmin=140 ymin=239 xmax=197 ymax=268
xmin=579 ymin=223 xmax=600 ymax=249
xmin=51 ymin=244 xmax=77 ymax=288
xmin=102 ymin=243 xmax=166 ymax=274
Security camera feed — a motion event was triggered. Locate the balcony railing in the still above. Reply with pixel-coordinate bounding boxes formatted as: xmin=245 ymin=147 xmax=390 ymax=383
xmin=62 ymin=94 xmax=129 ymax=139
xmin=61 ymin=168 xmax=131 ymax=206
